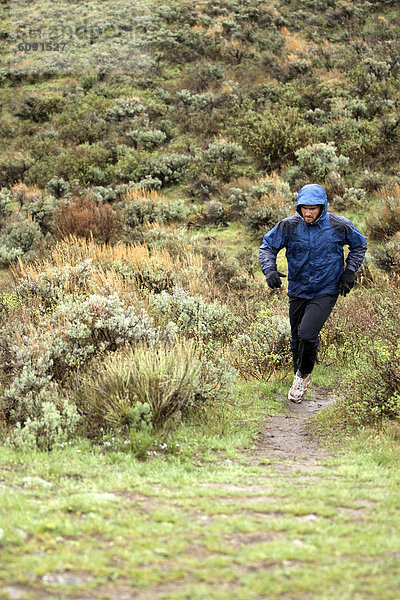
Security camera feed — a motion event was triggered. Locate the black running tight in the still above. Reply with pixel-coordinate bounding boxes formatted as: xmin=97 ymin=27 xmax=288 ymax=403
xmin=289 ymin=294 xmax=338 ymax=375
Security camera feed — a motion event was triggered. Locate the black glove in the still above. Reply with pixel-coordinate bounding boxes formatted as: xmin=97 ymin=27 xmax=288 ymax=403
xmin=266 ymin=271 xmax=286 ymax=289
xmin=339 ymin=269 xmax=355 ymax=296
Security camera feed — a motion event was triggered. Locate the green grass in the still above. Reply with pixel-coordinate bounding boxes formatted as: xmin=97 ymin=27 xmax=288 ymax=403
xmin=1 ymin=374 xmax=400 ymax=599
xmin=200 ymin=223 xmax=255 ymax=256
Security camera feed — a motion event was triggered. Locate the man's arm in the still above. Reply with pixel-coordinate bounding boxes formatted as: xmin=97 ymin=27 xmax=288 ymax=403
xmin=345 ymin=226 xmax=367 ymax=272
xmin=328 ymin=214 xmax=367 ymax=272
xmin=258 ymin=221 xmax=287 ymax=275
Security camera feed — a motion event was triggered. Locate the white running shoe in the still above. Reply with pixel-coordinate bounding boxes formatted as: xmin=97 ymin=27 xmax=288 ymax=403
xmin=288 ymin=371 xmax=311 ymax=403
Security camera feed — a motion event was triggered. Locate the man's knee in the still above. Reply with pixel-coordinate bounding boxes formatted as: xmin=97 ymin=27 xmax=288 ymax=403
xmin=298 ymin=328 xmax=319 ymax=347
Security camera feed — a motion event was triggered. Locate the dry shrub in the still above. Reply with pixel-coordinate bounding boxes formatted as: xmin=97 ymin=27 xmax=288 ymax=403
xmin=54 ymin=196 xmax=120 ymax=243
xmin=11 ymin=182 xmax=42 ymax=206
xmin=367 ymin=184 xmax=400 ymax=240
xmin=283 ymin=34 xmax=310 ymax=56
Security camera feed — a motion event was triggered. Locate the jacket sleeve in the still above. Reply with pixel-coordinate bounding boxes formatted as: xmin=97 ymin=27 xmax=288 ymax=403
xmin=259 ymin=222 xmax=287 ymax=275
xmin=345 ymin=226 xmax=367 ymax=272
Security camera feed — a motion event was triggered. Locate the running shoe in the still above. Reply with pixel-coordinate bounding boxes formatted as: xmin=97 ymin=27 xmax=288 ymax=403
xmin=288 ymin=371 xmax=311 ymax=403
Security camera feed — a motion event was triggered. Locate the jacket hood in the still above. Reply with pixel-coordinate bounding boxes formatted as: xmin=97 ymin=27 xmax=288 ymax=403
xmin=296 ymin=184 xmax=328 ymax=221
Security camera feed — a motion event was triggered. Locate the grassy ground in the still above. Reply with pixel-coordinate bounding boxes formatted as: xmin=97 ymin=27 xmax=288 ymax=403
xmin=1 ymin=372 xmax=400 ymax=600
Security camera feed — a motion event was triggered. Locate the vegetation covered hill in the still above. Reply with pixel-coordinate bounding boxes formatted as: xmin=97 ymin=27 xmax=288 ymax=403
xmin=2 ymin=0 xmax=400 ymax=189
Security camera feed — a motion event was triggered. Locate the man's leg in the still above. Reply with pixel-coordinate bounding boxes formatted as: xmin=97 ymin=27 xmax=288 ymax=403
xmin=297 ymin=294 xmax=338 ymax=375
xmin=288 ymin=297 xmax=308 ymax=374
xmin=288 ymin=294 xmax=337 ymax=403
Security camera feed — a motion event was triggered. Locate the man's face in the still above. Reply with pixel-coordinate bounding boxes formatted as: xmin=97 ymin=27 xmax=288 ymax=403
xmin=300 ymin=204 xmax=321 ymax=223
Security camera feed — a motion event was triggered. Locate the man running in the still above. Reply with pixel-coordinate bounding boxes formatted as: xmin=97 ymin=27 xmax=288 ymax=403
xmin=259 ymin=183 xmax=367 ymax=403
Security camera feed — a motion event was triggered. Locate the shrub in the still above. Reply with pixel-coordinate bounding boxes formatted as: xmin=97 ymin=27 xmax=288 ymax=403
xmin=125 ymin=128 xmax=167 ymax=151
xmin=70 ymin=340 xmax=202 ymax=434
xmin=11 ymin=257 xmax=95 ymax=309
xmin=236 ymin=246 xmax=260 ymax=279
xmin=149 ymin=287 xmax=238 ymax=343
xmin=14 ymin=234 xmax=206 ymax=300
xmin=3 ymin=383 xmax=80 ymax=451
xmin=324 ymin=288 xmax=400 ymax=426
xmin=54 ymin=143 xmax=111 ymax=186
xmin=250 ymin=173 xmax=294 ymax=204
xmin=82 ymin=185 xmax=120 ymax=204
xmin=367 ymin=185 xmax=400 ymax=240
xmin=373 ymin=232 xmax=400 ymax=275
xmin=135 ymin=176 xmax=163 ymax=191
xmin=202 ymin=200 xmax=227 ymax=226
xmin=329 ymin=117 xmax=382 ymax=163
xmin=138 ymin=225 xmax=191 ymax=256
xmin=0 ymin=213 xmax=44 ymax=266
xmin=0 ymin=287 xmax=181 ymax=448
xmin=122 ymin=188 xmax=188 ymax=230
xmin=332 ymin=187 xmax=367 ymax=211
xmin=109 ymin=245 xmax=182 ymax=293
xmin=10 ymin=182 xmax=42 ymax=207
xmin=189 ymin=173 xmax=219 ymax=201
xmin=111 ymin=147 xmax=140 ymax=182
xmin=104 ymin=96 xmax=147 ymax=121
xmin=232 ymin=310 xmax=291 ymax=380
xmin=0 ymin=292 xmax=165 ymax=388
xmin=132 ymin=153 xmax=191 ymax=187
xmin=0 ymin=188 xmax=12 ymax=222
xmin=358 ymin=170 xmax=386 ymax=193
xmin=306 ymin=107 xmax=328 ymax=125
xmin=227 ymin=187 xmax=248 ymax=218
xmin=293 ymin=142 xmax=349 ymax=181
xmin=0 ymin=151 xmax=32 ymax=187
xmin=287 ymin=58 xmax=312 ymax=79
xmin=195 ymin=241 xmax=244 ymax=288
xmin=244 ymin=194 xmax=292 ymax=237
xmin=174 ymin=89 xmax=220 ymax=135
xmin=187 ymin=63 xmax=225 ymax=93
xmin=2 ymin=270 xmax=173 ymax=448
xmin=340 ymin=338 xmax=400 ymax=427
xmin=53 ymin=293 xmax=165 ymax=366
xmin=202 ymin=138 xmax=247 ymax=182
xmin=23 ymin=195 xmax=56 ymax=235
xmin=230 ymin=106 xmax=318 ymax=168
xmin=10 ymin=183 xmax=57 ymax=235
xmin=12 ymin=93 xmax=66 ymax=122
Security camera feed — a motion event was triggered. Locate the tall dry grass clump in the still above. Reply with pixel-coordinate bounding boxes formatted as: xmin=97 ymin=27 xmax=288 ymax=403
xmin=68 ymin=336 xmax=237 ymax=443
xmin=11 ymin=235 xmax=207 ymax=297
xmin=123 ymin=187 xmax=161 ymax=204
xmin=70 ymin=340 xmax=203 ymax=435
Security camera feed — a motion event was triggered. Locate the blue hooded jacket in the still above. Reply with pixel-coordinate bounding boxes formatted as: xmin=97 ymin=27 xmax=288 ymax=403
xmin=259 ymin=184 xmax=367 ymax=299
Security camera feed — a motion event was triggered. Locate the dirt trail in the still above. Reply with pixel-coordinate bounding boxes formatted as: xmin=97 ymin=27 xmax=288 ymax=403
xmin=256 ymin=386 xmax=338 ymax=470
